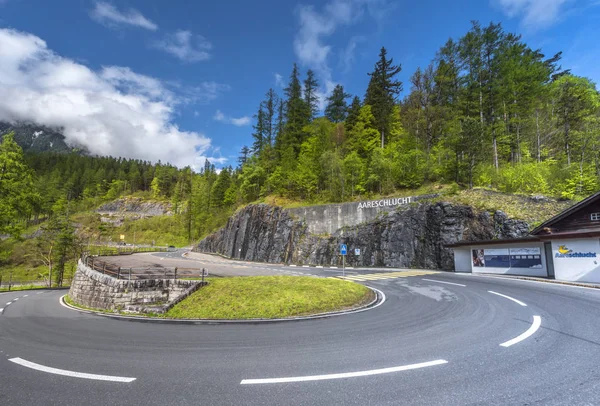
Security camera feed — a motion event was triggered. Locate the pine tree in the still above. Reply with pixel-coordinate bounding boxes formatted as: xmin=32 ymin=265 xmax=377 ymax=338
xmin=251 ymin=100 xmax=267 ymax=156
xmin=325 ymin=84 xmax=351 ymax=123
xmin=303 ymin=69 xmax=320 ymax=121
xmin=0 ymin=133 xmax=38 ymax=237
xmin=281 ymin=63 xmax=309 ymax=156
xmin=364 ymin=47 xmax=403 ymax=148
xmin=345 ymin=96 xmax=362 ymax=133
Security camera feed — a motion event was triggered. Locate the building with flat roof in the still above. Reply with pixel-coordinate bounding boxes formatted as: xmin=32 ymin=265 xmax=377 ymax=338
xmin=447 ymin=191 xmax=600 ymax=283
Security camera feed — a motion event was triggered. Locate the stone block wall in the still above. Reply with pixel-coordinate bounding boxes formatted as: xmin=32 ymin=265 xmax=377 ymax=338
xmin=68 ymin=259 xmax=205 ymax=313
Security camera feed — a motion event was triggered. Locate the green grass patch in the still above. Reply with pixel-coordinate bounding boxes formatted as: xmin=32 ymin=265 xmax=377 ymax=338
xmin=0 ymin=284 xmax=50 ymax=292
xmin=166 ymin=276 xmax=374 ymax=319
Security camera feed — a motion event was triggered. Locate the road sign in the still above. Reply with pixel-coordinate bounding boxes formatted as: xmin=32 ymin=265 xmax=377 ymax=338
xmin=355 ymin=248 xmax=361 ymax=256
xmin=340 ymin=244 xmax=347 ymax=255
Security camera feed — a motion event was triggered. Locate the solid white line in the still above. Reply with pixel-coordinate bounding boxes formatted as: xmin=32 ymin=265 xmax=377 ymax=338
xmin=8 ymin=358 xmax=136 ymax=383
xmin=500 ymin=315 xmax=542 ymax=347
xmin=488 ymin=291 xmax=527 ymax=307
xmin=240 ymin=359 xmax=448 ymax=384
xmin=422 ymin=278 xmax=466 ymax=287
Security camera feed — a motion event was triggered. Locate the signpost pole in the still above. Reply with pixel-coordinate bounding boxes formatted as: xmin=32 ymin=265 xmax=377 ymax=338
xmin=343 ymin=254 xmax=345 ymax=278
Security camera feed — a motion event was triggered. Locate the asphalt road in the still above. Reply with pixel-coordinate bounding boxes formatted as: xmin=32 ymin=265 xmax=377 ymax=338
xmin=2 ymin=252 xmax=600 ymax=405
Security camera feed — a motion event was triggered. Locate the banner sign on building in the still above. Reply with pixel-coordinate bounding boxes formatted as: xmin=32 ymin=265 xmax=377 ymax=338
xmin=472 ymin=247 xmax=542 ymax=269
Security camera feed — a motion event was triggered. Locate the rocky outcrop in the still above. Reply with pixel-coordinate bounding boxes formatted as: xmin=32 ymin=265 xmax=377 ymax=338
xmin=97 ymin=197 xmax=172 ymax=219
xmin=198 ymin=205 xmax=305 ymax=263
xmin=196 ymin=202 xmax=530 ymax=270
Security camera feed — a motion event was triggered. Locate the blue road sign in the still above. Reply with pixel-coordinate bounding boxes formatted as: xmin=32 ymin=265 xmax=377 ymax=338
xmin=340 ymin=244 xmax=347 ymax=255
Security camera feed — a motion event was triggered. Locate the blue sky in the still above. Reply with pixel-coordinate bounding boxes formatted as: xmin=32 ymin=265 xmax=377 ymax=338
xmin=0 ymin=0 xmax=598 ymax=169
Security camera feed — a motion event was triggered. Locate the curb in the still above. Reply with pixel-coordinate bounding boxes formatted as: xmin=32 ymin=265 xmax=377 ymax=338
xmin=59 ymin=286 xmax=385 ymax=325
xmin=468 ymin=273 xmax=600 ymax=290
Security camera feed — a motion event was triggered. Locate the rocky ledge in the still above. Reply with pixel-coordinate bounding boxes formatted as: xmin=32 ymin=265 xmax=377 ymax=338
xmin=195 ymin=202 xmax=529 ymax=270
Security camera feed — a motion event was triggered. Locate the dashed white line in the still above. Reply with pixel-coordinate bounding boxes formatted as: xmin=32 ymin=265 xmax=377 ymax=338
xmin=240 ymin=359 xmax=448 ymax=384
xmin=8 ymin=358 xmax=137 ymax=383
xmin=0 ymin=308 xmax=4 ymax=313
xmin=302 ymin=265 xmax=310 ymax=268
xmin=488 ymin=291 xmax=527 ymax=307
xmin=289 ymin=265 xmax=297 ymax=267
xmin=13 ymin=298 xmax=18 ymax=301
xmin=5 ymin=302 xmax=11 ymax=306
xmin=422 ymin=278 xmax=466 ymax=287
xmin=500 ymin=315 xmax=542 ymax=347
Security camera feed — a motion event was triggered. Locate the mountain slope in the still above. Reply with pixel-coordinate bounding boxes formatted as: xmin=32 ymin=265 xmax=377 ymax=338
xmin=0 ymin=121 xmax=79 ymax=153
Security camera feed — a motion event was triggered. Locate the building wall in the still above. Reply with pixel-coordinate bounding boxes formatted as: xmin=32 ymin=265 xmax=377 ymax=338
xmin=453 ymin=248 xmax=472 ymax=272
xmin=551 ymin=238 xmax=600 ymax=283
xmin=466 ymin=242 xmax=548 ymax=277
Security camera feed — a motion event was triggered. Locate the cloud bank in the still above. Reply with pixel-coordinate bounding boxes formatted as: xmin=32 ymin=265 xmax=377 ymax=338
xmin=90 ymin=1 xmax=158 ymax=30
xmin=0 ymin=28 xmax=225 ymax=168
xmin=153 ymin=30 xmax=212 ymax=62
xmin=213 ymin=110 xmax=251 ymax=126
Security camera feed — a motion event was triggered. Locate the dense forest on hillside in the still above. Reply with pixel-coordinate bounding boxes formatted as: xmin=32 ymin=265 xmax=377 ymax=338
xmin=1 ymin=21 xmax=599 ymax=284
xmin=242 ymin=21 xmax=599 ymax=202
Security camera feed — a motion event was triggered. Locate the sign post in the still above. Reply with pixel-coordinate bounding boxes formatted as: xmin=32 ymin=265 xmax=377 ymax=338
xmin=340 ymin=244 xmax=347 ymax=277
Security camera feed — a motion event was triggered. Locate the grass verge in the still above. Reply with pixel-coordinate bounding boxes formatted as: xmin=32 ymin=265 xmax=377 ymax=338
xmin=166 ymin=276 xmax=374 ymax=319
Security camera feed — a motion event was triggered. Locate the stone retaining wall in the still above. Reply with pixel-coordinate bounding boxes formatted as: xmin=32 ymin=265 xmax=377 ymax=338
xmin=68 ymin=259 xmax=205 ymax=314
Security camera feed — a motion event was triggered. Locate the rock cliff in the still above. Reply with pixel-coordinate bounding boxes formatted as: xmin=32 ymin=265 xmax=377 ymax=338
xmin=195 ymin=202 xmax=530 ymax=270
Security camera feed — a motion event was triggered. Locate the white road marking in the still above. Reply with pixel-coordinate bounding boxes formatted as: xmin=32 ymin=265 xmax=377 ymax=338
xmin=8 ymin=357 xmax=136 ymax=383
xmin=302 ymin=265 xmax=310 ymax=268
xmin=0 ymin=308 xmax=3 ymax=313
xmin=330 ymin=266 xmax=338 ymax=269
xmin=6 ymin=302 xmax=11 ymax=306
xmin=289 ymin=265 xmax=296 ymax=267
xmin=421 ymin=278 xmax=466 ymax=287
xmin=488 ymin=291 xmax=527 ymax=307
xmin=240 ymin=359 xmax=448 ymax=384
xmin=23 ymin=295 xmax=28 ymax=297
xmin=13 ymin=298 xmax=18 ymax=301
xmin=500 ymin=315 xmax=542 ymax=347
xmin=316 ymin=266 xmax=323 ymax=268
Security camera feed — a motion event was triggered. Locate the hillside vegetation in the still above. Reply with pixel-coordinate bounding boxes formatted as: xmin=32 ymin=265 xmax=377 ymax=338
xmin=1 ymin=20 xmax=598 ymax=284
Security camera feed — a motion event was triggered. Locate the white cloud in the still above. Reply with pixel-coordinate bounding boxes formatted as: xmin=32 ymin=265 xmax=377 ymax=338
xmin=90 ymin=2 xmax=158 ymax=31
xmin=274 ymin=73 xmax=285 ymax=87
xmin=493 ymin=0 xmax=571 ymax=29
xmin=293 ymin=0 xmax=389 ymax=110
xmin=340 ymin=35 xmax=365 ymax=73
xmin=213 ymin=110 xmax=251 ymax=126
xmin=153 ymin=30 xmax=211 ymax=62
xmin=0 ymin=28 xmax=226 ymax=169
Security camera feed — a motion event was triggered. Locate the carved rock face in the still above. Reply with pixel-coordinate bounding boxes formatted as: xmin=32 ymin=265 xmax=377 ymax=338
xmin=196 ymin=202 xmax=530 ymax=270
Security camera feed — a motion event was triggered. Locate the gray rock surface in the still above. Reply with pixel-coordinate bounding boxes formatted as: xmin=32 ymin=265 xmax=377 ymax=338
xmin=97 ymin=197 xmax=172 ymax=218
xmin=196 ymin=202 xmax=530 ymax=270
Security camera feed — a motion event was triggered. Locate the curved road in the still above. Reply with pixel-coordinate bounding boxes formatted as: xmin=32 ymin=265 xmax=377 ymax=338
xmin=2 ymin=252 xmax=600 ymax=405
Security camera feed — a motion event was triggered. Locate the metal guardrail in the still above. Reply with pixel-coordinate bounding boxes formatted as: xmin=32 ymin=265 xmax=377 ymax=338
xmin=0 ymin=278 xmax=71 ymax=291
xmin=85 ymin=245 xmax=171 ymax=256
